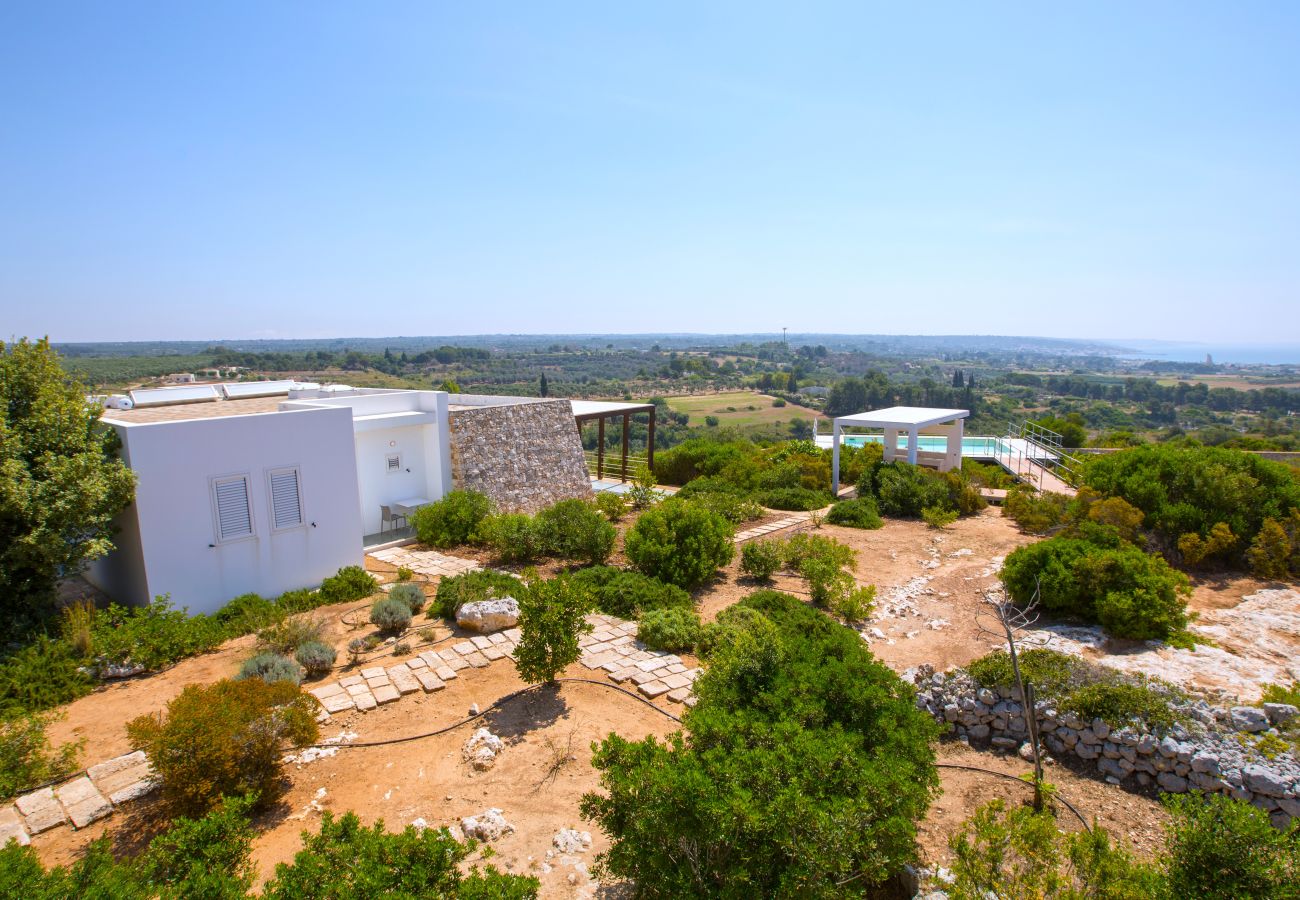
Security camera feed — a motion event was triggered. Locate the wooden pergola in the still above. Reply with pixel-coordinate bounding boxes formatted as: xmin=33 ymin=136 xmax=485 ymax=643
xmin=570 ymin=400 xmax=656 ymax=481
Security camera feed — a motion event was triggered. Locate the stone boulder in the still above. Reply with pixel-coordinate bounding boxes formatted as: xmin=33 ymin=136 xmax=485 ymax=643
xmin=462 ymin=727 xmax=504 ymax=770
xmin=1263 ymin=703 xmax=1299 ymax=726
xmin=1230 ymin=706 xmax=1270 ymax=733
xmin=456 ymin=597 xmax=519 ymax=633
xmin=461 ymin=808 xmax=514 ymax=842
xmin=553 ymin=828 xmax=592 ymax=853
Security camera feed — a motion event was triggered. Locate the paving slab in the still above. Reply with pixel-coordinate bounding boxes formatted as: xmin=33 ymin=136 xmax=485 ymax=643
xmin=503 ymin=628 xmax=522 ymax=642
xmin=470 ymin=635 xmax=494 ymax=650
xmin=631 ymin=671 xmax=658 ymax=685
xmin=419 ymin=650 xmax=443 ymax=668
xmin=446 ymin=657 xmax=470 ymax=671
xmin=667 ymin=687 xmax=692 ymax=703
xmin=481 ymin=646 xmax=506 ymax=661
xmin=340 ymin=675 xmax=365 ymax=687
xmin=415 ymin=670 xmax=446 ymax=692
xmin=661 ymin=673 xmax=691 ymax=690
xmin=354 ymin=692 xmax=378 ymax=711
xmin=322 ymin=693 xmax=357 ymax=714
xmin=309 ymin=682 xmax=346 ymax=700
xmin=108 ymin=779 xmax=159 ymax=806
xmin=435 ymin=665 xmax=459 ymax=681
xmin=407 ymin=656 xmax=428 ymax=669
xmin=360 ymin=667 xmax=387 ymax=680
xmin=365 ymin=676 xmax=391 ymax=690
xmin=452 ymin=641 xmax=477 ymax=655
xmin=638 ymin=680 xmax=671 ymax=698
xmin=86 ymin=751 xmax=148 ymax=783
xmin=464 ymin=652 xmax=490 ymax=668
xmin=346 ymin=683 xmax=372 ymax=698
xmin=609 ymin=667 xmax=640 ymax=684
xmin=0 ymin=806 xmax=28 ymax=847
xmin=373 ymin=684 xmax=401 ymax=705
xmin=390 ymin=669 xmax=421 ymax=694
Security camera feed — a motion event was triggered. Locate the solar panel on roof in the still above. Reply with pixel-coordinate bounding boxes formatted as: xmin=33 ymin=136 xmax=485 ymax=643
xmin=220 ymin=380 xmax=297 ymax=400
xmin=129 ymin=385 xmax=220 ymax=407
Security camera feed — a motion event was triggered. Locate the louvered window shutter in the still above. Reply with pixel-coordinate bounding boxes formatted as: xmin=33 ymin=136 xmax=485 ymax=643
xmin=269 ymin=469 xmax=302 ymax=529
xmin=214 ymin=477 xmax=253 ymax=541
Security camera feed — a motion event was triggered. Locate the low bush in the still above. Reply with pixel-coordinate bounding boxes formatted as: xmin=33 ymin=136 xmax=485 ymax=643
xmin=740 ymin=539 xmax=784 ymax=581
xmin=637 ymin=607 xmax=702 ymax=652
xmin=409 ymin=490 xmax=492 ymax=548
xmin=752 ymin=486 xmax=832 ymax=511
xmin=127 ymin=677 xmax=318 ymax=814
xmin=237 ymin=652 xmax=302 ymax=686
xmin=433 ymin=569 xmax=521 ymax=620
xmin=0 ymin=637 xmax=94 ymax=716
xmin=826 ymin=497 xmax=883 ymax=529
xmin=477 ymin=512 xmax=543 ymax=563
xmin=513 ymin=574 xmax=593 ymax=684
xmin=275 ymin=588 xmax=323 ymax=615
xmin=317 ymin=565 xmax=378 ymax=604
xmin=213 ymin=592 xmax=280 ymax=633
xmin=536 ymin=498 xmax=618 ymax=565
xmin=1179 ymin=521 xmax=1238 ymax=567
xmin=387 ymin=582 xmax=426 ymax=615
xmin=257 ymin=616 xmax=325 ymax=655
xmin=625 ymin=499 xmax=735 ymax=589
xmin=829 ymin=584 xmax=876 ymax=623
xmin=0 ymin=711 xmax=81 ymax=801
xmin=262 ymin=812 xmax=539 ymax=898
xmin=347 ymin=637 xmax=369 ymax=664
xmin=369 ymin=597 xmax=412 ymax=633
xmin=965 ymin=648 xmax=1080 ymax=698
xmin=686 ymin=490 xmax=765 ymax=524
xmin=567 ymin=567 xmax=691 ymax=619
xmin=1063 ymin=680 xmax=1183 ymax=733
xmin=1247 ymin=517 xmax=1293 ymax=579
xmin=594 ymin=491 xmax=628 ymax=522
xmin=1001 ymin=528 xmax=1191 ymax=640
xmin=294 ymin=641 xmax=337 ymax=677
xmin=1163 ymin=792 xmax=1300 ymax=899
xmin=866 ymin=462 xmax=952 ymax=518
xmin=90 ymin=596 xmax=225 ymax=670
xmin=395 ymin=566 xmax=414 ymax=581
xmin=921 ymin=505 xmax=959 ymax=529
xmin=783 ymin=532 xmax=856 ymax=572
xmin=1003 ymin=486 xmax=1072 ymax=534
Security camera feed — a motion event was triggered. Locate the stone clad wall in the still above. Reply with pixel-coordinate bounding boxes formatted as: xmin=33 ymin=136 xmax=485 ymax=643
xmin=447 ymin=400 xmax=592 ymax=513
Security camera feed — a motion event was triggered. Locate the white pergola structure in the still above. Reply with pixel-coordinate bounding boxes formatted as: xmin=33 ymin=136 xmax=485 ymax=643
xmin=831 ymin=406 xmax=970 ymax=494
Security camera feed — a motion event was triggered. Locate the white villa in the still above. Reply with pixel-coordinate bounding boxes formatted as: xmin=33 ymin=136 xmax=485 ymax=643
xmin=88 ymin=382 xmax=607 ymax=615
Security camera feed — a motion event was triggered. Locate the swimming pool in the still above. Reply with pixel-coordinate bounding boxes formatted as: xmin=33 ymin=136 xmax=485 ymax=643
xmin=827 ymin=435 xmax=1001 ymax=457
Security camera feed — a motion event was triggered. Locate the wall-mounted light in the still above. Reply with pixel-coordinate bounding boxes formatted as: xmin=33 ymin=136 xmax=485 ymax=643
xmin=389 ymin=440 xmax=396 ymax=447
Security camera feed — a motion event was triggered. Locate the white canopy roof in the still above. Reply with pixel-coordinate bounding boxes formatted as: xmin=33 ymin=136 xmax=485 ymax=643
xmin=833 ymin=406 xmax=969 ymax=428
xmin=570 ymin=400 xmax=654 ymax=417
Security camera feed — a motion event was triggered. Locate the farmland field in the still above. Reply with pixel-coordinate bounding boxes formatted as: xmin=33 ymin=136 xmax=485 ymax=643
xmin=664 ymin=390 xmax=817 ymax=428
xmin=1153 ymin=374 xmax=1300 ymax=390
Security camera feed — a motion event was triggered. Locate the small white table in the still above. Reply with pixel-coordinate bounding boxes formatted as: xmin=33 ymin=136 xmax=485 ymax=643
xmin=391 ymin=497 xmax=432 ymax=517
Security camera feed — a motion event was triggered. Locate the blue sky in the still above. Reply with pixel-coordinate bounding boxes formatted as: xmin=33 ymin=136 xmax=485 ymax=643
xmin=2 ymin=2 xmax=1298 ymax=344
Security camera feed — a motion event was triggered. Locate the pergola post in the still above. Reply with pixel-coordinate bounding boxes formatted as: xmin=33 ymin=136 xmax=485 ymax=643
xmin=597 ymin=416 xmax=605 ymax=480
xmin=832 ymin=418 xmax=842 ymax=495
xmin=907 ymin=428 xmax=919 ymax=464
xmin=646 ymin=406 xmax=656 ymax=471
xmin=621 ymin=412 xmax=630 ymax=482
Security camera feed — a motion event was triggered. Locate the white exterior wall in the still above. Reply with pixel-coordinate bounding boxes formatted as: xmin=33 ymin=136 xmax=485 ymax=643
xmin=86 ymin=407 xmax=363 ymax=615
xmin=355 ymin=423 xmax=443 ymax=535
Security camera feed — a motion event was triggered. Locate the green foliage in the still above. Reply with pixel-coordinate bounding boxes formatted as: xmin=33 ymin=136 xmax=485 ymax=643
xmin=1083 ymin=444 xmax=1300 ymax=565
xmin=922 ymin=505 xmax=959 ymax=529
xmin=866 ymin=461 xmax=955 ymax=518
xmin=512 ymin=574 xmax=593 ymax=684
xmin=740 ymin=539 xmax=784 ymax=581
xmin=637 ymin=607 xmax=702 ymax=652
xmin=829 ymin=584 xmax=876 ymax=624
xmin=395 ymin=565 xmax=415 ymax=581
xmin=627 ymin=464 xmax=660 ymax=510
xmin=752 ymin=485 xmax=832 ymax=511
xmin=387 ymin=582 xmax=426 ymax=614
xmin=685 ymin=489 xmax=765 ymax=524
xmin=0 ymin=710 xmax=81 ymax=801
xmin=257 ymin=615 xmax=325 ymax=655
xmin=1004 ymin=486 xmax=1073 ymax=534
xmin=137 ymin=794 xmax=258 ymax=900
xmin=274 ymin=587 xmax=324 ymax=616
xmin=262 ymin=812 xmax=539 ymax=899
xmin=0 ymin=636 xmax=94 ymax=716
xmin=948 ymin=800 xmax=1162 ymax=900
xmin=567 ymin=566 xmax=691 ymax=619
xmin=966 ymin=649 xmax=1081 ymax=698
xmin=1082 ymin=494 xmax=1147 ymax=543
xmin=535 ymin=498 xmax=617 ymax=565
xmin=0 ymin=337 xmax=136 ymax=629
xmin=1261 ymin=682 xmax=1300 ymax=707
xmin=212 ymin=592 xmax=280 ymax=634
xmin=1247 ymin=517 xmax=1293 ymax=579
xmin=1001 ymin=529 xmax=1191 ymax=640
xmin=625 ymin=499 xmax=735 ymax=589
xmin=1178 ymin=521 xmax=1237 ymax=567
xmin=1163 ymin=792 xmax=1300 ymax=900
xmin=294 ymin=641 xmax=337 ymax=677
xmin=826 ymin=497 xmax=883 ymax=529
xmin=317 ymin=565 xmax=378 ymax=604
xmin=410 ymin=489 xmax=492 ymax=548
xmin=236 ymin=652 xmax=303 ymax=686
xmin=594 ymin=490 xmax=628 ymax=522
xmin=1063 ymin=681 xmax=1183 ymax=733
xmin=582 ymin=590 xmax=939 ymax=896
xmin=477 ymin=512 xmax=543 ymax=563
xmin=433 ymin=569 xmax=521 ymax=620
xmin=90 ymin=596 xmax=226 ymax=670
xmin=127 ymin=677 xmax=319 ymax=815
xmin=369 ymin=596 xmax=412 ymax=633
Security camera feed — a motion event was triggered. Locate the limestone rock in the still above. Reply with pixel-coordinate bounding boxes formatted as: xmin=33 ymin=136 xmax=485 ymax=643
xmin=457 ymin=598 xmax=520 ymax=633
xmin=461 ymin=808 xmax=514 ymax=842
xmin=462 ymin=727 xmax=504 ymax=770
xmin=1263 ymin=703 xmax=1299 ymax=726
xmin=1230 ymin=706 xmax=1270 ymax=733
xmin=553 ymin=828 xmax=592 ymax=853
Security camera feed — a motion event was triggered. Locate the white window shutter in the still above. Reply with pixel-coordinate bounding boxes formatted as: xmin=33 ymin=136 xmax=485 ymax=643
xmin=214 ymin=477 xmax=253 ymax=541
xmin=269 ymin=469 xmax=303 ymax=529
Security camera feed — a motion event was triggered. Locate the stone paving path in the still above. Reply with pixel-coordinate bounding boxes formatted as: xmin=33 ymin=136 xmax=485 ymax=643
xmin=2 ymin=751 xmax=156 ymax=847
xmin=367 ymin=545 xmax=482 ymax=577
xmin=734 ymin=513 xmax=810 ymax=544
xmin=577 ymin=615 xmax=700 ymax=706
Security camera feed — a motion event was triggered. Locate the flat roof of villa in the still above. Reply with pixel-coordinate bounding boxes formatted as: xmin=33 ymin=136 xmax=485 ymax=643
xmin=833 ymin=406 xmax=969 ymax=428
xmin=101 ymin=395 xmax=293 ymax=424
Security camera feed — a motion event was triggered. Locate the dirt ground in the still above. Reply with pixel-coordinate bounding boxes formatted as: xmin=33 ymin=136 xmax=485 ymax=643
xmin=36 ymin=507 xmax=1285 ymax=895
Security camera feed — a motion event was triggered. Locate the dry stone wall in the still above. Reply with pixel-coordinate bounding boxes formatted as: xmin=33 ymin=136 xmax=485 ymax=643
xmin=447 ymin=399 xmax=591 ymax=514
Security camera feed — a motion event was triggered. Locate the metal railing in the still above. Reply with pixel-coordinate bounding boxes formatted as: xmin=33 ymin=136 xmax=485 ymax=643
xmin=995 ymin=422 xmax=1084 ymax=489
xmin=584 ymin=449 xmax=649 ymax=482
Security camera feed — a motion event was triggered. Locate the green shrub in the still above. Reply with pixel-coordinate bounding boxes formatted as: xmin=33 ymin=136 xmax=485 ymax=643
xmin=513 ymin=574 xmax=593 ymax=684
xmin=626 ymin=464 xmax=660 ymax=510
xmin=830 ymin=584 xmax=876 ymax=624
xmin=568 ymin=567 xmax=691 ymax=619
xmin=582 ymin=590 xmax=939 ymax=895
xmin=696 ymin=605 xmax=778 ymax=659
xmin=536 ymin=498 xmax=617 ymax=565
xmin=752 ymin=486 xmax=832 ymax=511
xmin=965 ymin=648 xmax=1081 ymax=698
xmin=867 ymin=462 xmax=952 ymax=518
xmin=387 ymin=582 xmax=426 ymax=614
xmin=477 ymin=512 xmax=543 ymax=563
xmin=275 ymin=588 xmax=323 ymax=615
xmin=921 ymin=505 xmax=959 ymax=529
xmin=213 ymin=592 xmax=280 ymax=633
xmin=90 ymin=596 xmax=225 ymax=670
xmin=409 ymin=490 xmax=492 ymax=548
xmin=782 ymin=532 xmax=857 ymax=573
xmin=1003 ymin=486 xmax=1072 ymax=534
xmin=127 ymin=677 xmax=318 ymax=814
xmin=0 ymin=711 xmax=81 ymax=801
xmin=625 ymin=499 xmax=735 ymax=589
xmin=0 ymin=637 xmax=94 ymax=716
xmin=1163 ymin=792 xmax=1300 ymax=899
xmin=1261 ymin=682 xmax=1300 ymax=707
xmin=262 ymin=812 xmax=539 ymax=899
xmin=826 ymin=497 xmax=883 ymax=529
xmin=740 ymin=540 xmax=784 ymax=581
xmin=369 ymin=597 xmax=412 ymax=633
xmin=237 ymin=652 xmax=302 ymax=686
xmin=637 ymin=607 xmax=702 ymax=652
xmin=686 ymin=490 xmax=765 ymax=524
xmin=257 ymin=616 xmax=325 ymax=655
xmin=395 ymin=566 xmax=415 ymax=581
xmin=1247 ymin=517 xmax=1293 ymax=579
xmin=317 ymin=565 xmax=377 ymax=604
xmin=432 ymin=570 xmax=521 ymax=620
xmin=1000 ymin=529 xmax=1191 ymax=640
xmin=1063 ymin=680 xmax=1183 ymax=733
xmin=594 ymin=491 xmax=628 ymax=522
xmin=294 ymin=641 xmax=337 ymax=677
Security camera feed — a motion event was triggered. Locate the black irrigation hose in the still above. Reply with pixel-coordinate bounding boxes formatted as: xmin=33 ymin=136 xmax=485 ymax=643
xmin=935 ymin=762 xmax=1092 ymax=831
xmin=301 ymin=676 xmax=681 ymax=751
